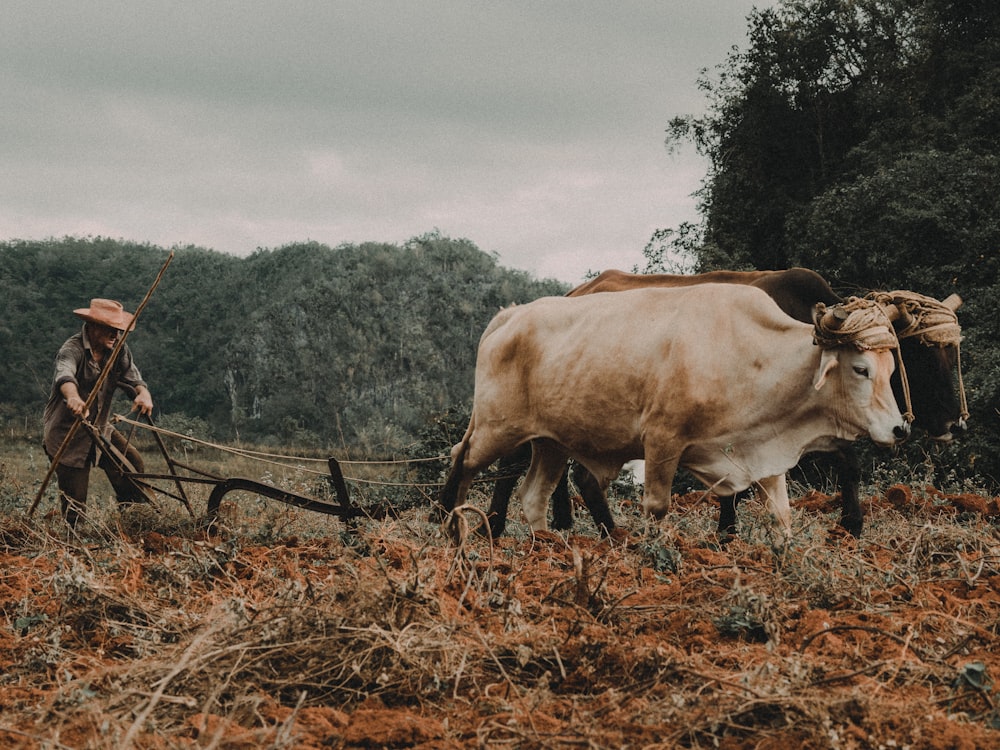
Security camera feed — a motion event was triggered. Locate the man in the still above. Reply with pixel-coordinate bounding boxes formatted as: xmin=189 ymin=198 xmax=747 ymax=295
xmin=43 ymin=298 xmax=154 ymax=527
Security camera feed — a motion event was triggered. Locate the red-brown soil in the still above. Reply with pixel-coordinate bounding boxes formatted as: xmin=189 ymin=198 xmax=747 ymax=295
xmin=1 ymin=484 xmax=998 ymax=748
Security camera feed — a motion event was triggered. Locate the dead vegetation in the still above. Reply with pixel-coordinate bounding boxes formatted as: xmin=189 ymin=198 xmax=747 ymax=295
xmin=1 ymin=460 xmax=999 ymax=748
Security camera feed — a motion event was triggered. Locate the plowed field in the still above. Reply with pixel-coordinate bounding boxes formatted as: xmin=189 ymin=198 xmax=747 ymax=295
xmin=1 ymin=482 xmax=998 ymax=749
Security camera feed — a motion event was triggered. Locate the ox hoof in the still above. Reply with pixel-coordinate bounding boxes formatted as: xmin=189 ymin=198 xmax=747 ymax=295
xmin=530 ymin=529 xmax=563 ymax=545
xmin=474 ymin=519 xmax=504 ymax=541
xmin=716 ymin=528 xmax=738 ymax=546
xmin=607 ymin=527 xmax=631 ymax=543
xmin=838 ymin=516 xmax=863 ymax=538
xmin=826 ymin=525 xmax=858 ymax=547
xmin=551 ymin=516 xmax=574 ymax=532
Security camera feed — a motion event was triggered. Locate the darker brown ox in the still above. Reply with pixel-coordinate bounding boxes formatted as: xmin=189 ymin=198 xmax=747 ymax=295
xmin=481 ymin=268 xmax=964 ymax=540
xmin=438 ymin=283 xmax=909 ymax=540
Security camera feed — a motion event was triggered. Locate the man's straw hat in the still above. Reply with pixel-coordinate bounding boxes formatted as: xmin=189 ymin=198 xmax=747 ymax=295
xmin=73 ymin=299 xmax=136 ymax=331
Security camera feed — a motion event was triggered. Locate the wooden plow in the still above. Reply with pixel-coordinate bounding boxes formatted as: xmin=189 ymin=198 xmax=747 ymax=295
xmin=96 ymin=414 xmax=368 ymax=527
xmin=38 ymin=413 xmax=501 ymax=532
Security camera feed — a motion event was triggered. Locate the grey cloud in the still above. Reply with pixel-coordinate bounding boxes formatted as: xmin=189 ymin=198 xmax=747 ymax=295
xmin=1 ymin=0 xmax=766 ymax=283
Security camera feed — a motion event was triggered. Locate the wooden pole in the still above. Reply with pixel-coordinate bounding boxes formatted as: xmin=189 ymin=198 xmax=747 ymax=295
xmin=29 ymin=251 xmax=175 ymax=517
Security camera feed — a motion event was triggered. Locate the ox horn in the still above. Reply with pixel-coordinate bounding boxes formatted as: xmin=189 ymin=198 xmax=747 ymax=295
xmin=819 ymin=304 xmax=850 ymax=330
xmin=880 ymin=302 xmax=901 ymax=322
xmin=942 ymin=293 xmax=963 ymax=312
xmin=881 ymin=301 xmax=914 ymax=330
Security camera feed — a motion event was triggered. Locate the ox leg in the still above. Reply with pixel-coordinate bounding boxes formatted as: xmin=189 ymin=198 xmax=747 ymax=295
xmin=638 ymin=452 xmax=680 ymax=520
xmin=570 ymin=462 xmax=616 ymax=537
xmin=437 ymin=422 xmax=514 ymax=526
xmin=482 ymin=444 xmax=532 ymax=538
xmin=521 ymin=440 xmax=571 ymax=531
xmin=717 ymin=492 xmax=743 ymax=539
xmin=756 ymin=474 xmax=793 ymax=538
xmin=550 ymin=465 xmax=574 ymax=530
xmin=437 ymin=439 xmax=474 ymax=519
xmin=834 ymin=446 xmax=863 ymax=538
xmin=716 ymin=487 xmax=757 ymax=540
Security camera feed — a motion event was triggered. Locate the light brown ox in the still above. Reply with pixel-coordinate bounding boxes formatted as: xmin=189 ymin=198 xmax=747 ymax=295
xmin=438 ymin=282 xmax=908 ymax=536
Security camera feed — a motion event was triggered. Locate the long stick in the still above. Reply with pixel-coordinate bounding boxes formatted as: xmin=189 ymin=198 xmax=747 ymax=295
xmin=29 ymin=251 xmax=175 ymax=517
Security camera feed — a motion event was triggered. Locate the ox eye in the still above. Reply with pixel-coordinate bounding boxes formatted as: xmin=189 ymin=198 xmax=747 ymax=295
xmin=852 ymin=365 xmax=870 ymax=378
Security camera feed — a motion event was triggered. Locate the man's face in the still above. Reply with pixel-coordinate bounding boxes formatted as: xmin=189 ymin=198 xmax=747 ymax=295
xmin=91 ymin=324 xmax=123 ymax=353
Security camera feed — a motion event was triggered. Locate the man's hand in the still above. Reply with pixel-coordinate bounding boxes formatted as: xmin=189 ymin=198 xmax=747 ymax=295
xmin=132 ymin=387 xmax=154 ymax=417
xmin=60 ymin=383 xmax=86 ymax=416
xmin=65 ymin=394 xmax=87 ymax=416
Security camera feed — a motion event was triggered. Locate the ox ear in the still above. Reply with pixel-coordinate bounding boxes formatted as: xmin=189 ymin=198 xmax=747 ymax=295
xmin=813 ymin=349 xmax=839 ymax=391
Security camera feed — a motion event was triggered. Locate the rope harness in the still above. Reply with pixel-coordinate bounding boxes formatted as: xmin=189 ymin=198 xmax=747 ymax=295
xmin=112 ymin=414 xmax=456 ymax=489
xmin=812 ymin=296 xmax=913 ymax=423
xmin=867 ymin=290 xmax=968 ymax=423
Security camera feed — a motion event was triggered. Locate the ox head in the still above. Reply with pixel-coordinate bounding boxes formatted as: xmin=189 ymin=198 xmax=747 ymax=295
xmin=895 ymin=340 xmax=963 ymax=440
xmin=812 ymin=301 xmax=910 ymax=447
xmin=877 ymin=291 xmax=967 ymax=441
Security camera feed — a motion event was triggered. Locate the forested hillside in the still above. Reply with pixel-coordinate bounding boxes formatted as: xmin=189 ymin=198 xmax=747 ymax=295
xmin=0 ymin=234 xmax=566 ymax=453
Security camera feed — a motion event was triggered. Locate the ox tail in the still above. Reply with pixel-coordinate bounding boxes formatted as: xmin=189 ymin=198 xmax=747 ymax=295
xmin=438 ymin=420 xmax=474 ymax=513
xmin=438 ymin=443 xmax=466 ymax=512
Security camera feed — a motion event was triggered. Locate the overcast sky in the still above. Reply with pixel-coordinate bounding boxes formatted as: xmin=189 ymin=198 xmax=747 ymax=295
xmin=2 ymin=1 xmax=767 ymax=285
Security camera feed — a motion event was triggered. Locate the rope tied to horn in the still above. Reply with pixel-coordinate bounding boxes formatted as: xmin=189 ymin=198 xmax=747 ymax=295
xmin=867 ymin=290 xmax=969 ymax=423
xmin=812 ymin=296 xmax=899 ymax=350
xmin=812 ymin=296 xmax=913 ymax=424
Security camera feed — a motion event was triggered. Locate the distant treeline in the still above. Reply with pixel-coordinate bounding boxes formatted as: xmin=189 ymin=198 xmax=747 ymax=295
xmin=0 ymin=234 xmax=566 ymax=455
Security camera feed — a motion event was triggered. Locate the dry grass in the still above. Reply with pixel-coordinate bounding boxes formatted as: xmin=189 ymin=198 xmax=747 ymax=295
xmin=1 ymin=444 xmax=999 ymax=749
